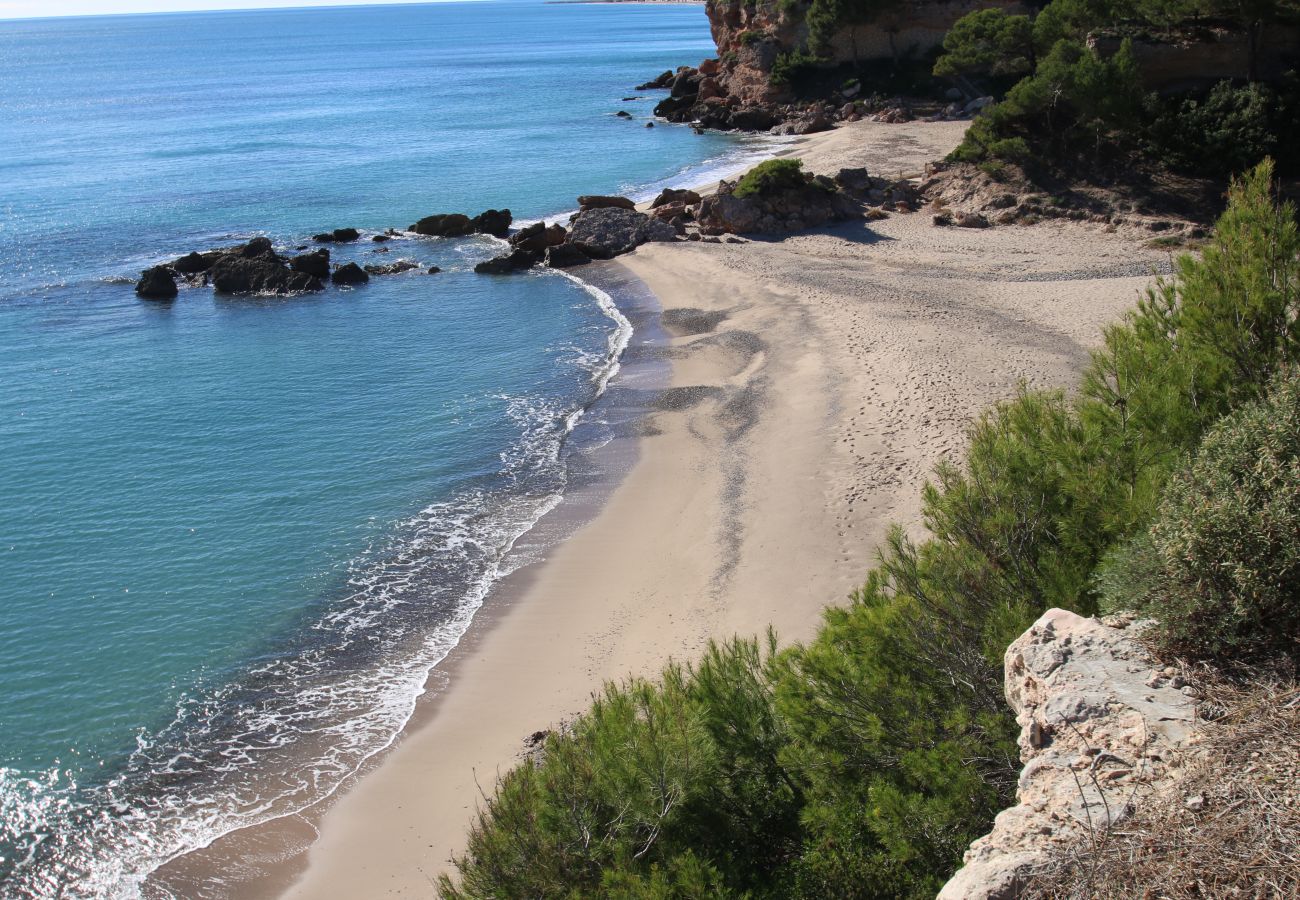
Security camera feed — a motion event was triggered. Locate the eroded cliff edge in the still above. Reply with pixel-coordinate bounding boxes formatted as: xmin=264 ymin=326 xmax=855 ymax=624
xmin=938 ymin=609 xmax=1197 ymax=900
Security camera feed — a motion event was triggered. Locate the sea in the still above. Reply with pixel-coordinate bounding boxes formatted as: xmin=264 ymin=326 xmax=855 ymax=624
xmin=0 ymin=2 xmax=774 ymax=894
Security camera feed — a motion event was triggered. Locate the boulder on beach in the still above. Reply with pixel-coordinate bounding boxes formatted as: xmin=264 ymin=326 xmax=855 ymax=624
xmin=474 ymin=248 xmax=541 ymax=275
xmin=470 ymin=208 xmax=513 ymax=239
xmin=544 ymin=243 xmax=591 ymax=268
xmin=312 ymin=228 xmax=360 ymax=243
xmin=651 ymin=188 xmax=701 ymax=209
xmin=289 ymin=248 xmax=330 ymax=278
xmin=135 ymin=265 xmax=178 ymax=300
xmin=364 ymin=260 xmax=420 ymax=275
xmin=510 ymin=221 xmax=567 ymax=253
xmin=568 ymin=207 xmax=675 ymax=259
xmin=577 ymin=195 xmax=637 ymax=212
xmin=332 ymin=262 xmax=369 ymax=285
xmin=410 ymin=213 xmax=474 ymax=238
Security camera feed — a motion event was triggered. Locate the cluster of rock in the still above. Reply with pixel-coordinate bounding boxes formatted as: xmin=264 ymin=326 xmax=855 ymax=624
xmin=695 ymin=166 xmax=917 ymax=235
xmin=938 ymin=609 xmax=1197 ymax=900
xmin=133 ymin=232 xmax=436 ymax=300
xmin=920 ymin=161 xmax=1210 ymax=237
xmin=472 ymin=195 xmax=678 ymax=275
xmin=410 ymin=209 xmax=513 ymax=239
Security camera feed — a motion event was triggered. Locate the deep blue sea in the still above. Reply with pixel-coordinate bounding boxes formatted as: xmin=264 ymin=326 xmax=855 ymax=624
xmin=0 ymin=3 xmax=769 ymax=894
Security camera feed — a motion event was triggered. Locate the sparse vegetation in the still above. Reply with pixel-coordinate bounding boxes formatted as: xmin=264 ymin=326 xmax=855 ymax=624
xmin=733 ymin=158 xmax=809 ymax=198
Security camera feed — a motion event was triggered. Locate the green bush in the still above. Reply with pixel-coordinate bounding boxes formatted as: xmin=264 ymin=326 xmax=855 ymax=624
xmin=738 ymin=28 xmax=763 ymax=46
xmin=1144 ymin=78 xmax=1300 ymax=180
xmin=734 ymin=158 xmax=808 ymax=198
xmin=1101 ymin=372 xmax=1300 ymax=662
xmin=933 ymin=9 xmax=1036 ymax=79
xmin=950 ymin=38 xmax=1143 ymax=164
xmin=770 ymin=49 xmax=823 ymax=86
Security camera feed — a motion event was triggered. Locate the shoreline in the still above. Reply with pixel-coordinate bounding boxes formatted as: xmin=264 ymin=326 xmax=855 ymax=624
xmin=159 ymin=118 xmax=1171 ymax=898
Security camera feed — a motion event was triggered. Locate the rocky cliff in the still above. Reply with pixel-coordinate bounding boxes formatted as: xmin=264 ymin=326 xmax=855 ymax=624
xmin=938 ymin=609 xmax=1198 ymax=900
xmin=648 ymin=0 xmax=1023 ymax=130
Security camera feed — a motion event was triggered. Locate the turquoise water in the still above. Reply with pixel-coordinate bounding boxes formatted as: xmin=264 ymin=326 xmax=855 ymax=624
xmin=0 ymin=2 xmax=765 ymax=893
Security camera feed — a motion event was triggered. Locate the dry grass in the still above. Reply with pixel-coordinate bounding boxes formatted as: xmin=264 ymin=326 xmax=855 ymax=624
xmin=1025 ymin=664 xmax=1300 ymax=899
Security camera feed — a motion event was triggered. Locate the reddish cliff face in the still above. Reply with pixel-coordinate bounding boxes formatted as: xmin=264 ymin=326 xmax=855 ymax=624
xmin=703 ymin=0 xmax=1025 ymax=105
xmin=651 ymin=0 xmax=1025 ymax=129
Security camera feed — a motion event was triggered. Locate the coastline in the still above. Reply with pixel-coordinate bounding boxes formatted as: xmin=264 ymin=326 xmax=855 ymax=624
xmin=259 ymin=118 xmax=1173 ymax=898
xmin=124 ymin=117 xmax=1175 ymax=897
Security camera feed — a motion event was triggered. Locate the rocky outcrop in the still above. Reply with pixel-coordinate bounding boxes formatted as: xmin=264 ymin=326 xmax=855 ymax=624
xmin=696 ymin=169 xmax=865 ymax=235
xmin=313 ymin=228 xmax=359 ymax=243
xmin=544 ymin=244 xmax=591 ymax=268
xmin=209 ymin=238 xmax=324 ymax=294
xmin=938 ymin=609 xmax=1197 ymax=900
xmin=510 ymin=221 xmax=568 ymax=252
xmin=135 ymin=265 xmax=178 ymax=300
xmin=331 ymin=262 xmax=369 ymax=285
xmin=289 ymin=249 xmax=331 ymax=278
xmin=567 ymin=207 xmax=676 ymax=258
xmin=577 ymin=195 xmax=637 ymax=212
xmin=474 ymin=248 xmax=541 ymax=274
xmin=410 ymin=210 xmax=513 ymax=238
xmin=646 ymin=0 xmax=1024 ymax=132
xmin=363 ymin=260 xmax=420 ymax=275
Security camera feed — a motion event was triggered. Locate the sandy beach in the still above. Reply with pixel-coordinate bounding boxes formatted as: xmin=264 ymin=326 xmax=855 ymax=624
xmin=268 ymin=119 xmax=1170 ymax=898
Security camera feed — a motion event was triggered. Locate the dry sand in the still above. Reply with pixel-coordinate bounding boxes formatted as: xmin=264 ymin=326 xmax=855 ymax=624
xmin=272 ymin=119 xmax=1170 ymax=898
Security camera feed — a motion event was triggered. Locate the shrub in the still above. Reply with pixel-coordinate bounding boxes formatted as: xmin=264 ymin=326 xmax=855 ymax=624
xmin=734 ymin=158 xmax=808 ymax=198
xmin=1101 ymin=372 xmax=1300 ymax=662
xmin=770 ymin=49 xmax=823 ymax=86
xmin=933 ymin=9 xmax=1036 ymax=79
xmin=738 ymin=29 xmax=763 ymax=46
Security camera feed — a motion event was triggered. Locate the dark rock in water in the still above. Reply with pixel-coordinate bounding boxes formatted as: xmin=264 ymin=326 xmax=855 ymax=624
xmin=135 ymin=265 xmax=178 ymax=300
xmin=313 ymin=228 xmax=360 ymax=243
xmin=577 ymin=195 xmax=636 ymax=212
xmin=727 ymin=107 xmax=776 ymax=131
xmin=544 ymin=243 xmax=591 ymax=268
xmin=653 ymin=94 xmax=695 ymax=118
xmin=371 ymin=234 xmax=391 ymax=243
xmin=568 ymin=207 xmax=675 ymax=259
xmin=289 ymin=248 xmax=330 ymax=278
xmin=210 ymin=253 xmax=322 ymax=294
xmin=332 ymin=262 xmax=369 ymax=285
xmin=364 ymin=260 xmax=420 ymax=275
xmin=636 ymin=70 xmax=674 ymax=90
xmin=474 ymin=248 xmax=541 ymax=274
xmin=645 ymin=122 xmax=655 ymax=128
xmin=510 ymin=221 xmax=567 ymax=252
xmin=616 ymin=110 xmax=632 ymax=119
xmin=470 ymin=208 xmax=513 ymax=239
xmin=172 ymin=250 xmax=223 ymax=274
xmin=410 ymin=213 xmax=474 ymax=238
xmin=651 ymin=188 xmax=701 ymax=208
xmin=241 ymin=236 xmax=276 ymax=257
xmin=622 ymin=97 xmax=638 ymax=102
xmin=427 ymin=266 xmax=442 ymax=274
